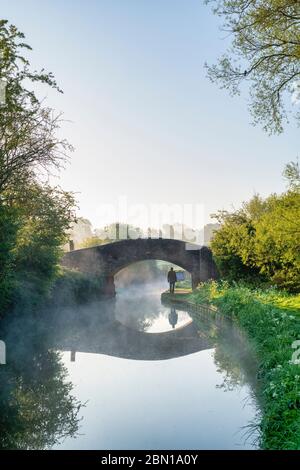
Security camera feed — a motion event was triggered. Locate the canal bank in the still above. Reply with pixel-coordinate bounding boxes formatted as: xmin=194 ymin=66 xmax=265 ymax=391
xmin=161 ymin=283 xmax=300 ymax=450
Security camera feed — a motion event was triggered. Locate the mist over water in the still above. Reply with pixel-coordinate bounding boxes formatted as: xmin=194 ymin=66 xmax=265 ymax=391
xmin=115 ymin=280 xmax=191 ymax=333
xmin=114 ymin=260 xmax=192 ymax=333
xmin=53 ymin=273 xmax=259 ymax=450
xmin=0 ymin=262 xmax=260 ymax=450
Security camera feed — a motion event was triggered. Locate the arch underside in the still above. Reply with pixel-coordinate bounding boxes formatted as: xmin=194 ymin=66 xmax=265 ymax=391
xmin=109 ymin=256 xmax=194 ymax=277
xmin=98 ymin=239 xmax=200 ymax=277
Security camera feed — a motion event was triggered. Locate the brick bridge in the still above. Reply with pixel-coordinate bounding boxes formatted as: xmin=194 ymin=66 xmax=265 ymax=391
xmin=61 ymin=238 xmax=218 ymax=296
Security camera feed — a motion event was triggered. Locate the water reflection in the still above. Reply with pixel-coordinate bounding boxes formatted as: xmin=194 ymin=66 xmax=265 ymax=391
xmin=0 ymin=314 xmax=82 ymax=450
xmin=169 ymin=307 xmax=178 ymax=329
xmin=114 ymin=283 xmax=192 ymax=333
xmin=49 ymin=300 xmax=213 ymax=361
xmin=0 ymin=284 xmax=260 ymax=450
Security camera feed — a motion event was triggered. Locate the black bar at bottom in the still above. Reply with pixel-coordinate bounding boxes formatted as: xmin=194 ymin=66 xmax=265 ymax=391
xmin=0 ymin=450 xmax=298 ymax=466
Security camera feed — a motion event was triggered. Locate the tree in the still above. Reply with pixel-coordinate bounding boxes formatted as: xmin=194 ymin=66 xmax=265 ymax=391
xmin=0 ymin=204 xmax=19 ymax=315
xmin=211 ymin=197 xmax=267 ymax=283
xmin=0 ymin=20 xmax=76 ymax=316
xmin=11 ymin=183 xmax=76 ymax=306
xmin=0 ymin=20 xmax=71 ymax=194
xmin=0 ymin=107 xmax=72 ymax=194
xmin=0 ymin=20 xmax=61 ymax=111
xmin=78 ymin=236 xmax=108 ymax=248
xmin=205 ymin=0 xmax=300 ymax=134
xmin=283 ymin=159 xmax=300 ymax=190
xmin=210 ymin=165 xmax=300 ymax=291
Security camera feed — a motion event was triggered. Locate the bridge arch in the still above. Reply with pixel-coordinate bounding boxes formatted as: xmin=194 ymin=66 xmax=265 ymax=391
xmin=61 ymin=238 xmax=218 ymax=296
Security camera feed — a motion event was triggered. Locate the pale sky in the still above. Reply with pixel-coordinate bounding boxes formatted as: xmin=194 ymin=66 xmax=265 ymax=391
xmin=2 ymin=0 xmax=299 ymax=229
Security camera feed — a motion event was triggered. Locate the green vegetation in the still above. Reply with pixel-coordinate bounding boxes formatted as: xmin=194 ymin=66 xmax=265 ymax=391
xmin=206 ymin=0 xmax=300 ymax=134
xmin=78 ymin=236 xmax=110 ymax=248
xmin=184 ymin=281 xmax=300 ymax=449
xmin=164 ymin=282 xmax=300 ymax=449
xmin=197 ymin=163 xmax=300 ymax=448
xmin=0 ymin=23 xmax=90 ymax=446
xmin=175 ymin=279 xmax=192 ymax=290
xmin=51 ymin=268 xmax=105 ymax=306
xmin=1 ymin=14 xmax=299 ymax=451
xmin=165 ymin=162 xmax=300 ymax=448
xmin=0 ymin=20 xmax=76 ymax=317
xmin=211 ymin=161 xmax=300 ymax=292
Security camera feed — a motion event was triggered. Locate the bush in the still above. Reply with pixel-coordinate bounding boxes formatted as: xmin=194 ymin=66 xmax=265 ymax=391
xmin=50 ymin=268 xmax=105 ymax=306
xmin=0 ymin=204 xmax=19 ymax=317
xmin=211 ymin=189 xmax=300 ymax=292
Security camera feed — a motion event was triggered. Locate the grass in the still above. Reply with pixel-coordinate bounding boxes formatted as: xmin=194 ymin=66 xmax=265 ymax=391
xmin=175 ymin=279 xmax=192 ymax=290
xmin=165 ymin=281 xmax=300 ymax=450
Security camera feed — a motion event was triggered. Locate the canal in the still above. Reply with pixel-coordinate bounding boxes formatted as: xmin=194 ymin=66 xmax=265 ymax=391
xmin=54 ymin=281 xmax=260 ymax=449
xmin=0 ymin=280 xmax=260 ymax=450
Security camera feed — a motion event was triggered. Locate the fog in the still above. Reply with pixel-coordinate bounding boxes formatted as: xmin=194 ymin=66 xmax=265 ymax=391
xmin=0 ymin=260 xmax=259 ymax=450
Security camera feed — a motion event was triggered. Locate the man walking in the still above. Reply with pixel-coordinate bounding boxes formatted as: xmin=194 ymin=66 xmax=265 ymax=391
xmin=167 ymin=267 xmax=177 ymax=294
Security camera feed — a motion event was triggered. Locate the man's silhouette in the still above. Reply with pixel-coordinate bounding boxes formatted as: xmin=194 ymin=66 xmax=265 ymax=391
xmin=167 ymin=267 xmax=177 ymax=293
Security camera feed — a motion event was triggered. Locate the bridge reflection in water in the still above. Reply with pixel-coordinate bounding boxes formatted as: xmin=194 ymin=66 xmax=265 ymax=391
xmin=51 ymin=299 xmax=215 ymax=362
xmin=0 ymin=286 xmax=260 ymax=450
xmin=49 ymin=290 xmax=260 ymax=450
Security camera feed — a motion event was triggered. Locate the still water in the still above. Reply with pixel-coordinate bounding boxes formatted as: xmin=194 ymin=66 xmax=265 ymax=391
xmin=0 ymin=283 xmax=260 ymax=450
xmin=53 ymin=284 xmax=260 ymax=450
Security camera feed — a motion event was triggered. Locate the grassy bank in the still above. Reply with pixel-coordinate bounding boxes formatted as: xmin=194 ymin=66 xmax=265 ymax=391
xmin=163 ymin=281 xmax=300 ymax=450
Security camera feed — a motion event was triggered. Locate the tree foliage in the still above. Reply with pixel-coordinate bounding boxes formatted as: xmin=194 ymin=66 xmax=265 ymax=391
xmin=211 ymin=163 xmax=300 ymax=291
xmin=283 ymin=159 xmax=300 ymax=189
xmin=205 ymin=0 xmax=300 ymax=133
xmin=0 ymin=204 xmax=19 ymax=314
xmin=11 ymin=183 xmax=76 ymax=307
xmin=0 ymin=19 xmax=71 ymax=194
xmin=0 ymin=20 xmax=76 ymax=317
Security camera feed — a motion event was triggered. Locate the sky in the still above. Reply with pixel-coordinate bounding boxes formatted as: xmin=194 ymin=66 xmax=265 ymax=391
xmin=1 ymin=0 xmax=299 ymax=229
